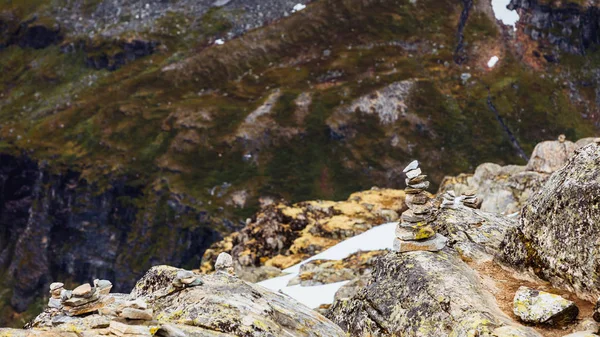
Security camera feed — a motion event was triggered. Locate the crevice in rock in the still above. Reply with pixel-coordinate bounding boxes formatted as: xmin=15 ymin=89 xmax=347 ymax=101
xmin=454 ymin=0 xmax=473 ymax=64
xmin=486 ymin=93 xmax=530 ymax=161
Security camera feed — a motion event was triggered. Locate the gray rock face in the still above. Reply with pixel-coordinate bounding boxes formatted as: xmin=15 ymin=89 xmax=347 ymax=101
xmin=326 ymin=251 xmax=541 ymax=337
xmin=501 ymin=143 xmax=600 ymax=301
xmin=434 ymin=206 xmax=518 ymax=262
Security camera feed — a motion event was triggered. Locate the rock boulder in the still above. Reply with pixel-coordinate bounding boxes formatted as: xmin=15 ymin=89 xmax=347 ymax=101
xmin=501 ymin=142 xmax=600 ymax=301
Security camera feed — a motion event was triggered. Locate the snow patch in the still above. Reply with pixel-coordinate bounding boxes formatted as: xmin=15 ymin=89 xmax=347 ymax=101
xmin=488 ymin=56 xmax=499 ymax=68
xmin=215 ymin=39 xmax=225 ymax=45
xmin=491 ymin=0 xmax=520 ymax=29
xmin=258 ymin=222 xmax=396 ymax=308
xmin=292 ymin=3 xmax=306 ymax=12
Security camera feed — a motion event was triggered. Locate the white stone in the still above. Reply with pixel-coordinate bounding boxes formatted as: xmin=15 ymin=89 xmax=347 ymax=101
xmin=402 ymin=160 xmax=419 ymax=173
xmin=406 ymin=168 xmax=422 ymax=179
xmin=50 ymin=282 xmax=64 ymax=291
xmin=72 ymin=283 xmax=92 ymax=297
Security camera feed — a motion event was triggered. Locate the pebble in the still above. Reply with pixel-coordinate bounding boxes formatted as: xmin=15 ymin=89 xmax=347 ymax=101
xmin=402 ymin=160 xmax=419 ymax=173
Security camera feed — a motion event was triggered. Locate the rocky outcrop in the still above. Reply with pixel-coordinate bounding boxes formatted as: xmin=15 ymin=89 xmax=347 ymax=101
xmin=21 ymin=265 xmax=345 ymax=336
xmin=200 ymin=188 xmax=406 ymax=274
xmin=508 ymin=0 xmax=600 ymax=56
xmin=439 ymin=138 xmax=591 ymax=215
xmin=0 ymin=154 xmax=220 ymax=319
xmin=326 ymin=250 xmax=542 ymax=337
xmin=501 ymin=141 xmax=600 ymax=301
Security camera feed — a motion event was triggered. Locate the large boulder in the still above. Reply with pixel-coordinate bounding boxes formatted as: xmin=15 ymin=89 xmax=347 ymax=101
xmin=525 ymin=139 xmax=577 ymax=174
xmin=326 ymin=250 xmax=541 ymax=337
xmin=439 ymin=163 xmax=546 ymax=215
xmin=134 ymin=266 xmax=346 ymax=337
xmin=501 ymin=142 xmax=600 ymax=301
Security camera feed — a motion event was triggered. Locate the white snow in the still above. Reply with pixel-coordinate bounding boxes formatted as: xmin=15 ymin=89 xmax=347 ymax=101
xmin=491 ymin=0 xmax=520 ymax=29
xmin=488 ymin=56 xmax=499 ymax=68
xmin=258 ymin=222 xmax=396 ymax=308
xmin=292 ymin=3 xmax=307 ymax=12
xmin=215 ymin=39 xmax=225 ymax=45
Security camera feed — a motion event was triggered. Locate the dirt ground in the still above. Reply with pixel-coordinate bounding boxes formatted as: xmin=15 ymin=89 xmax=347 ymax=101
xmin=471 ymin=260 xmax=596 ymax=337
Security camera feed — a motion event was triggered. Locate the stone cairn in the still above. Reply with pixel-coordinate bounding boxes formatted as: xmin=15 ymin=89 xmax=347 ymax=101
xmin=393 ymin=160 xmax=447 ymax=253
xmin=441 ymin=189 xmax=481 ymax=209
xmin=172 ymin=269 xmax=204 ymax=289
xmin=53 ymin=280 xmax=114 ymax=316
xmin=215 ymin=252 xmax=235 ymax=275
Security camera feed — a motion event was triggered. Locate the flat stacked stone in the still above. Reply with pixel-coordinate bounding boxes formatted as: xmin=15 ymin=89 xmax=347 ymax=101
xmin=393 ymin=160 xmax=447 ymax=253
xmin=118 ymin=299 xmax=153 ymax=321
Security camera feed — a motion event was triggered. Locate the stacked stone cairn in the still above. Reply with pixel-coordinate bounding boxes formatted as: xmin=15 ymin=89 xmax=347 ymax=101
xmin=215 ymin=252 xmax=235 ymax=275
xmin=60 ymin=280 xmax=115 ymax=316
xmin=172 ymin=269 xmax=204 ymax=288
xmin=48 ymin=283 xmax=64 ymax=310
xmin=393 ymin=160 xmax=448 ymax=253
xmin=440 ymin=189 xmax=481 ymax=209
xmin=461 ymin=189 xmax=480 ymax=209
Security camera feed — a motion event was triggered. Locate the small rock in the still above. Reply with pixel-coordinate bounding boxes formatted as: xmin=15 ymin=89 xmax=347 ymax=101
xmin=392 ymin=234 xmax=447 ymax=252
xmin=406 ymin=168 xmax=422 ymax=179
xmin=60 ymin=289 xmax=72 ymax=301
xmin=215 ymin=252 xmax=235 ymax=275
xmin=109 ymin=321 xmax=151 ymax=336
xmin=562 ymin=332 xmax=600 ymax=337
xmin=50 ymin=282 xmax=64 ymax=292
xmin=513 ymin=286 xmax=579 ymax=325
xmin=395 ymin=223 xmax=435 ymax=241
xmin=180 ymin=276 xmax=197 ymax=285
xmin=176 ymin=270 xmax=194 ymax=280
xmin=120 ymin=307 xmax=153 ymax=321
xmin=402 ymin=160 xmax=419 ymax=173
xmin=575 ymin=318 xmax=599 ymax=332
xmin=124 ymin=299 xmax=148 ymax=310
xmin=156 ymin=324 xmax=187 ymax=337
xmin=47 ymin=298 xmax=62 ymax=309
xmin=72 ymin=283 xmax=92 ymax=297
xmin=593 ymin=297 xmax=600 ymax=322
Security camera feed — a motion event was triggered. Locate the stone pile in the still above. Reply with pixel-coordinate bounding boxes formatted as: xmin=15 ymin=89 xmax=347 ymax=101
xmin=172 ymin=270 xmax=203 ymax=288
xmin=215 ymin=252 xmax=235 ymax=275
xmin=48 ymin=283 xmax=64 ymax=309
xmin=440 ymin=190 xmax=457 ymax=209
xmin=440 ymin=189 xmax=481 ymax=209
xmin=393 ymin=160 xmax=447 ymax=253
xmin=461 ymin=190 xmax=480 ymax=209
xmin=48 ymin=280 xmax=114 ymax=316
